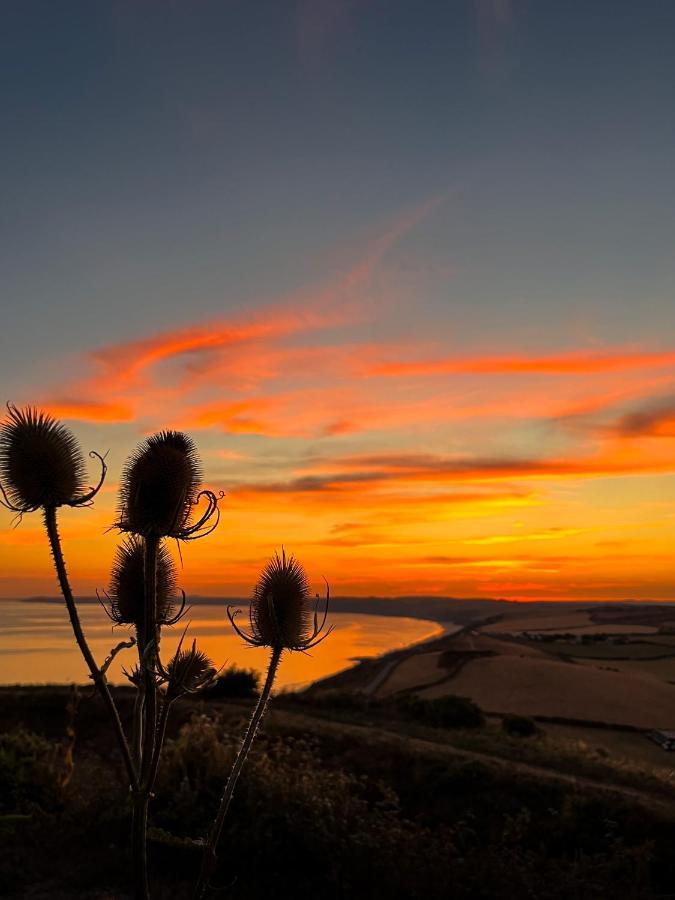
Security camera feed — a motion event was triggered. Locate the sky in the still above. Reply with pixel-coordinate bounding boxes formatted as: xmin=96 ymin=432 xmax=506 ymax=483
xmin=2 ymin=0 xmax=675 ymax=601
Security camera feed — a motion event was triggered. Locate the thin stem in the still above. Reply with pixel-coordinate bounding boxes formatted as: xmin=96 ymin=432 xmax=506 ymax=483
xmin=194 ymin=646 xmax=283 ymax=900
xmin=132 ymin=684 xmax=145 ymax=770
xmin=132 ymin=533 xmax=161 ymax=900
xmin=43 ymin=506 xmax=138 ymax=790
xmin=141 ymin=534 xmax=160 ymax=783
xmin=146 ymin=696 xmax=173 ymax=792
xmin=132 ymin=797 xmax=149 ymax=900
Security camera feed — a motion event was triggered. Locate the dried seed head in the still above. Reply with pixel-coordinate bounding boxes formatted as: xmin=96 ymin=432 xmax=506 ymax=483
xmin=252 ymin=550 xmax=311 ymax=649
xmin=166 ymin=639 xmax=216 ymax=697
xmin=105 ymin=536 xmax=180 ymax=628
xmin=0 ymin=405 xmax=88 ymax=512
xmin=116 ymin=431 xmax=218 ymax=539
xmin=228 ymin=550 xmax=332 ymax=652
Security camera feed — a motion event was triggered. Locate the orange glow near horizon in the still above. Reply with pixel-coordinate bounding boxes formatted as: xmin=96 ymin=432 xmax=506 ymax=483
xmin=2 ymin=207 xmax=675 ymax=604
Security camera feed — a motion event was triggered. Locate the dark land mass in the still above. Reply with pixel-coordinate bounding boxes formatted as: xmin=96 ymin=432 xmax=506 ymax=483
xmin=5 ymin=602 xmax=675 ymax=897
xmin=12 ymin=595 xmax=675 ymax=628
xmin=3 ymin=680 xmax=675 ymax=899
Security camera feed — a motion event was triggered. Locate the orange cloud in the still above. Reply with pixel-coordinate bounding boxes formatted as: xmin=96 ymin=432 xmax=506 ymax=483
xmin=612 ymin=395 xmax=675 ymax=438
xmin=300 ymin=444 xmax=675 ymax=484
xmin=43 ymin=399 xmax=135 ymax=423
xmin=369 ymin=348 xmax=675 ymax=378
xmin=40 ymin=198 xmax=442 ymax=426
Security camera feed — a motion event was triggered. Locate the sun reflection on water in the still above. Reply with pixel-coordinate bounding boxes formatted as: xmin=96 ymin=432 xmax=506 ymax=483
xmin=0 ymin=600 xmax=443 ymax=690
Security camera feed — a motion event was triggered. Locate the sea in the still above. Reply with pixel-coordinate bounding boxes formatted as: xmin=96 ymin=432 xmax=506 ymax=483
xmin=0 ymin=599 xmax=445 ymax=691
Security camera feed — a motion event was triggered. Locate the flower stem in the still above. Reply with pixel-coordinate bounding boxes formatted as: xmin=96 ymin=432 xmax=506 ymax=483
xmin=43 ymin=505 xmax=138 ymax=790
xmin=146 ymin=696 xmax=173 ymax=793
xmin=194 ymin=646 xmax=283 ymax=899
xmin=132 ymin=796 xmax=149 ymax=900
xmin=141 ymin=534 xmax=159 ymax=783
xmin=131 ymin=533 xmax=161 ymax=900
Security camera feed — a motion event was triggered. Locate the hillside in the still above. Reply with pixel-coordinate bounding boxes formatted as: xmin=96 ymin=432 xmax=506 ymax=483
xmin=3 ymin=685 xmax=675 ymax=898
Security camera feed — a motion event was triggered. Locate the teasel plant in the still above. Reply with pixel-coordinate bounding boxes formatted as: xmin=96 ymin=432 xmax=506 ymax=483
xmin=194 ymin=549 xmax=332 ymax=899
xmin=113 ymin=430 xmax=223 ymax=900
xmin=0 ymin=405 xmax=138 ymax=791
xmin=0 ymin=406 xmax=223 ymax=900
xmin=98 ymin=535 xmax=187 ymax=766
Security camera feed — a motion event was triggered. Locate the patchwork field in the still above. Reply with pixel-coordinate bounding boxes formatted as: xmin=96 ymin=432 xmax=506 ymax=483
xmin=378 ymin=651 xmax=447 ymax=695
xmin=575 ymin=656 xmax=675 ymax=682
xmin=418 ymin=654 xmax=675 ymax=728
xmin=482 ymin=610 xmax=594 ymax=633
xmin=357 ymin=603 xmax=675 ymax=737
xmin=537 ymin=640 xmax=675 ymax=660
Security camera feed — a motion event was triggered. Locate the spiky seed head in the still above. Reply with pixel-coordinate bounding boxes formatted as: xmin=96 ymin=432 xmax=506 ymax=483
xmin=166 ymin=640 xmax=216 ymax=697
xmin=117 ymin=431 xmax=203 ymax=537
xmin=0 ymin=406 xmax=87 ymax=511
xmin=251 ymin=550 xmax=312 ymax=650
xmin=106 ymin=536 xmax=178 ymax=627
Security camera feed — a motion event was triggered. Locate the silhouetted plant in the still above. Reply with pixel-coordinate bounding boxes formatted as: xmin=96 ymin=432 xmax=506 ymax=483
xmin=115 ymin=430 xmax=222 ymax=900
xmin=115 ymin=430 xmax=220 ymax=540
xmin=0 ymin=404 xmax=105 ymax=515
xmin=101 ymin=535 xmax=184 ymax=629
xmin=0 ymin=405 xmax=136 ymax=792
xmin=0 ymin=406 xmax=223 ymax=900
xmin=0 ymin=406 xmax=337 ymax=900
xmin=195 ymin=550 xmax=332 ymax=898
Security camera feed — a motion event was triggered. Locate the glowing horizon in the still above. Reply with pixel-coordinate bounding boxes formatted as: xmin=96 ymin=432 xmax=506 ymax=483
xmin=2 ymin=200 xmax=675 ymax=602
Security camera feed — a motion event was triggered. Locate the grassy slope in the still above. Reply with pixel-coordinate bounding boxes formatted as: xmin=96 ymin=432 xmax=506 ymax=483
xmin=4 ymin=687 xmax=675 ymax=898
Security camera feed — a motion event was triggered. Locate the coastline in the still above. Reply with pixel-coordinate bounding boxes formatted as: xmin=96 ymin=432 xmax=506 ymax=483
xmin=0 ymin=602 xmax=447 ymax=690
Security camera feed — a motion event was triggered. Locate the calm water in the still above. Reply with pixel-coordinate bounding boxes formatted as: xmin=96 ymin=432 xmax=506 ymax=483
xmin=0 ymin=599 xmax=444 ymax=690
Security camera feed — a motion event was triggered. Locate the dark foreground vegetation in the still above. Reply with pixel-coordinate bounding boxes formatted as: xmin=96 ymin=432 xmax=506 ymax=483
xmin=2 ymin=687 xmax=675 ymax=899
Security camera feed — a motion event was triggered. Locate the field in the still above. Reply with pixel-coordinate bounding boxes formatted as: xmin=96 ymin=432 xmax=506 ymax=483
xmin=540 ymin=722 xmax=675 ymax=771
xmin=575 ymin=656 xmax=675 ymax=682
xmin=418 ymin=654 xmax=675 ymax=727
xmin=539 ymin=641 xmax=674 ymax=660
xmin=312 ymin=602 xmax=675 ymax=768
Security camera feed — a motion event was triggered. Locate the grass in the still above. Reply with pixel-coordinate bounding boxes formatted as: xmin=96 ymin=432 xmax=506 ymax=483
xmin=6 ymin=686 xmax=675 ymax=898
xmin=5 ymin=691 xmax=675 ymax=899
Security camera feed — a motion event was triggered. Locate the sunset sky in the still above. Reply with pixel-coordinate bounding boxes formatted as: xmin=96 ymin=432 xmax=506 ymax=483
xmin=2 ymin=1 xmax=675 ymax=601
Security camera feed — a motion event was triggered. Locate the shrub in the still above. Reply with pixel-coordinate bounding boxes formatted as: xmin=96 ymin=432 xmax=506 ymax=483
xmin=0 ymin=729 xmax=62 ymax=814
xmin=201 ymin=665 xmax=261 ymax=699
xmin=394 ymin=693 xmax=485 ymax=729
xmin=502 ymin=715 xmax=539 ymax=738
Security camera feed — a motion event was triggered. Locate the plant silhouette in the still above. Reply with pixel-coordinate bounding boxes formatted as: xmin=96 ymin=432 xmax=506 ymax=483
xmin=0 ymin=405 xmax=331 ymax=900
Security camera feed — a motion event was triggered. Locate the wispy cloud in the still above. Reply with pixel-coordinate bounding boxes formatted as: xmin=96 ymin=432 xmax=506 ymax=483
xmin=41 ymin=198 xmax=442 ymax=427
xmin=611 ymin=395 xmax=675 ymax=438
xmin=369 ymin=347 xmax=675 ymax=378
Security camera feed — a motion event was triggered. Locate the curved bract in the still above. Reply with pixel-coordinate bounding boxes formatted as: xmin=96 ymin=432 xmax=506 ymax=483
xmin=228 ymin=549 xmax=333 ymax=652
xmin=165 ymin=637 xmax=217 ymax=698
xmin=0 ymin=404 xmax=106 ymax=513
xmin=101 ymin=536 xmax=184 ymax=628
xmin=116 ymin=430 xmax=221 ymax=539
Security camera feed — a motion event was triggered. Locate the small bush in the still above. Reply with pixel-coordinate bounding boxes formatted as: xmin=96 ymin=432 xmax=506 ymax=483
xmin=502 ymin=715 xmax=539 ymax=738
xmin=394 ymin=693 xmax=484 ymax=729
xmin=0 ymin=729 xmax=62 ymax=814
xmin=201 ymin=665 xmax=261 ymax=699
xmin=285 ymin=689 xmax=372 ymax=712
